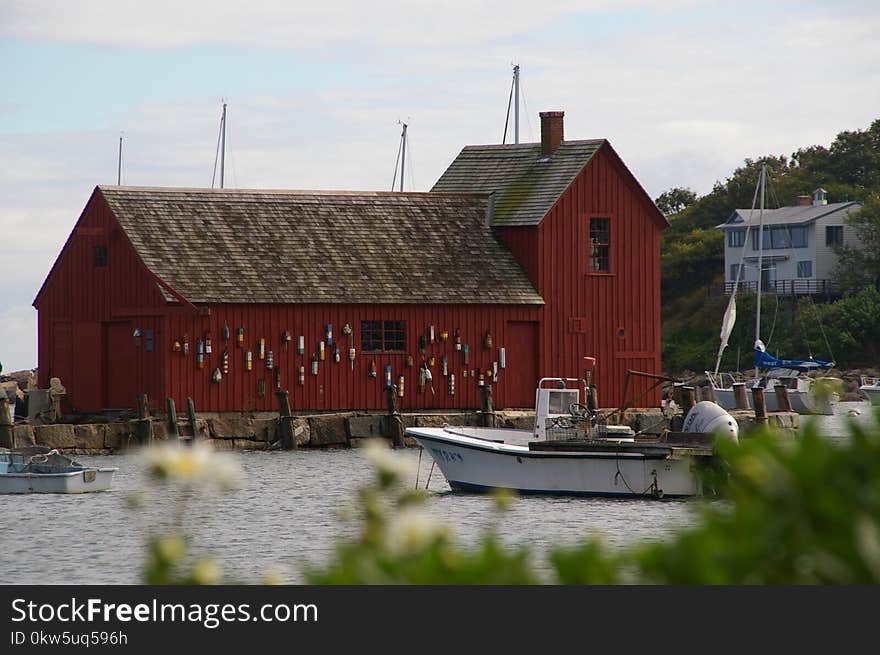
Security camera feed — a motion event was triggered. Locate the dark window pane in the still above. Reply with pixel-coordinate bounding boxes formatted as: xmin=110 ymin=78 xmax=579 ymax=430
xmin=94 ymin=245 xmax=108 ymax=267
xmin=589 ymin=218 xmax=610 ymax=272
xmin=361 ymin=320 xmax=383 ymax=352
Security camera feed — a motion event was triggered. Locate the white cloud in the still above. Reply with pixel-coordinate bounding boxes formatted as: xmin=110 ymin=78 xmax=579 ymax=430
xmin=0 ymin=304 xmax=37 ymax=373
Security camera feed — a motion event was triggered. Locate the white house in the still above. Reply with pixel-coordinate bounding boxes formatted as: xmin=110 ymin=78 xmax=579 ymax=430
xmin=717 ymin=188 xmax=862 ymax=296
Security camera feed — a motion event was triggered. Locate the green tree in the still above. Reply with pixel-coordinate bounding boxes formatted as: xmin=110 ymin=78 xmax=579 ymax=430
xmin=835 ymin=194 xmax=880 ymax=291
xmin=655 ymin=186 xmax=697 ymax=216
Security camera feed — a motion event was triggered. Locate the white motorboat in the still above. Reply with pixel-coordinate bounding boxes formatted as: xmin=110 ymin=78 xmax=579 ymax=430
xmin=860 ymin=376 xmax=880 ymax=406
xmin=406 ymin=365 xmax=737 ymax=499
xmin=0 ymin=447 xmax=117 ymax=494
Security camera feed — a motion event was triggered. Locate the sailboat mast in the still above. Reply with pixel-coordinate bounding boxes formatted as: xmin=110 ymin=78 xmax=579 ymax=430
xmin=220 ymin=102 xmax=227 ymax=189
xmin=400 ymin=122 xmax=407 ymax=192
xmin=513 ymin=64 xmax=520 ymax=144
xmin=754 ymin=163 xmax=766 ymax=380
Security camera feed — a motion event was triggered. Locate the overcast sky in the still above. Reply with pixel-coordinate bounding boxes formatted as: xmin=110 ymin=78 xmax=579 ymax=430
xmin=1 ymin=0 xmax=878 ymax=373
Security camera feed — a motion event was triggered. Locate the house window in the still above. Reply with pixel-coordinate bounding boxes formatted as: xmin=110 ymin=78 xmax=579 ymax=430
xmin=797 ymin=261 xmax=813 ymax=278
xmin=727 ymin=229 xmax=745 ymax=248
xmin=751 ymin=226 xmax=801 ymax=250
xmin=790 ymin=226 xmax=807 ymax=248
xmin=826 ymin=225 xmax=843 ymax=246
xmin=589 ymin=218 xmax=610 ymax=272
xmin=730 ymin=264 xmax=745 ymax=282
xmin=361 ymin=320 xmax=405 ymax=352
xmin=94 ymin=245 xmax=108 ymax=267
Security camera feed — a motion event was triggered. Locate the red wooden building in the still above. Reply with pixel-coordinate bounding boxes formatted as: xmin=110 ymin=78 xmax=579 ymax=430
xmin=34 ymin=111 xmax=666 ymax=413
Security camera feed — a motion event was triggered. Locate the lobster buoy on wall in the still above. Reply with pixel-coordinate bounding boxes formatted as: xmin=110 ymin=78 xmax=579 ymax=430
xmin=212 ymin=368 xmax=222 ymax=383
xmin=282 ymin=331 xmax=291 ymax=350
xmin=448 ymin=373 xmax=455 ymax=396
xmin=266 ymin=350 xmax=274 ymax=370
xmin=349 ymin=348 xmax=356 ymax=371
xmin=311 ymin=356 xmax=319 ymax=376
xmin=492 ymin=361 xmax=498 ymax=382
xmin=384 ymin=364 xmax=392 ymax=388
xmin=441 ymin=355 xmax=448 ymax=376
xmin=682 ymin=401 xmax=739 ymax=440
xmin=440 ymin=330 xmax=449 ymax=342
xmin=259 ymin=337 xmax=266 ymax=360
xmin=499 ymin=347 xmax=506 ymax=369
xmin=406 ymin=354 xmax=413 ymax=368
xmin=172 ymin=339 xmax=182 ymax=352
xmin=484 ymin=330 xmax=493 ymax=350
xmin=325 ymin=324 xmax=333 ymax=346
xmin=369 ymin=359 xmax=377 ymax=378
xmin=183 ymin=334 xmax=190 ymax=356
xmin=299 ymin=366 xmax=305 ymax=386
xmin=462 ymin=344 xmax=470 ymax=366
xmin=297 ymin=335 xmax=305 ymax=355
xmin=454 ymin=328 xmax=461 ymax=350
xmin=205 ymin=332 xmax=212 ymax=355
xmin=397 ymin=375 xmax=405 ymax=397
xmin=319 ymin=341 xmax=325 ymax=361
xmin=196 ymin=339 xmax=205 ymax=369
xmin=428 ymin=324 xmax=435 ymax=343
xmin=222 ymin=322 xmax=230 ymax=343
xmin=245 ymin=350 xmax=253 ymax=371
xmin=334 ymin=348 xmax=340 ymax=363
xmin=236 ymin=327 xmax=244 ymax=347
xmin=222 ymin=350 xmax=229 ymax=375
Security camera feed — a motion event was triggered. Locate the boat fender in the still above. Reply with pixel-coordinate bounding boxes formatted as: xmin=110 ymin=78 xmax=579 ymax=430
xmin=682 ymin=401 xmax=738 ymax=440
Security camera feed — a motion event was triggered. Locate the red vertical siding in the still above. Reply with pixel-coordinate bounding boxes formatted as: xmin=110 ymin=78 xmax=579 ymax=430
xmin=493 ymin=145 xmax=665 ymax=408
xmin=34 ymin=189 xmax=167 ymax=412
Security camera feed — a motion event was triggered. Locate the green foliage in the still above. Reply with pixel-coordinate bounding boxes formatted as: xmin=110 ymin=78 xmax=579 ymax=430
xmin=662 ymin=118 xmax=880 ymax=369
xmin=835 ymin=194 xmax=880 ymax=291
xmin=655 ymin=186 xmax=697 ymax=216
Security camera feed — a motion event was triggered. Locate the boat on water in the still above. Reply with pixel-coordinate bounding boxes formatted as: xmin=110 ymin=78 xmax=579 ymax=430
xmin=860 ymin=376 xmax=880 ymax=406
xmin=706 ymin=163 xmax=840 ymax=415
xmin=0 ymin=447 xmax=117 ymax=494
xmin=406 ymin=360 xmax=738 ymax=498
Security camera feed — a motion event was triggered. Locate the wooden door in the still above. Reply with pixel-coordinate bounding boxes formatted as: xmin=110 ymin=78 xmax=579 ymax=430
xmin=104 ymin=322 xmax=137 ymax=410
xmin=504 ymin=321 xmax=539 ymax=408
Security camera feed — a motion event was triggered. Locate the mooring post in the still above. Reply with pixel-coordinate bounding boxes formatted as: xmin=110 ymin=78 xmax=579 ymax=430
xmin=135 ymin=393 xmax=152 ymax=445
xmin=276 ymin=390 xmax=297 ymax=450
xmin=732 ymin=382 xmax=749 ymax=410
xmin=479 ymin=384 xmax=496 ymax=428
xmin=166 ymin=398 xmax=179 ymax=441
xmin=681 ymin=385 xmax=696 ymax=418
xmin=185 ymin=397 xmax=199 ymax=443
xmin=752 ymin=387 xmax=768 ymax=425
xmin=384 ymin=386 xmax=405 ymax=448
xmin=0 ymin=397 xmax=14 ymax=448
xmin=774 ymin=384 xmax=792 ymax=413
xmin=703 ymin=383 xmax=715 ymax=403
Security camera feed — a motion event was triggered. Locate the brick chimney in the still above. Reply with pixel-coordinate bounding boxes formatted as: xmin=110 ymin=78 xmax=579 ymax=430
xmin=540 ymin=111 xmax=564 ymax=155
xmin=796 ymin=195 xmax=811 ymax=206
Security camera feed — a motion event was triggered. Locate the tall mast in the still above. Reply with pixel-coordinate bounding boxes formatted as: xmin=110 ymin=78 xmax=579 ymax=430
xmin=117 ymin=134 xmax=123 ymax=185
xmin=399 ymin=122 xmax=407 ymax=192
xmin=754 ymin=163 xmax=766 ymax=380
xmin=220 ymin=102 xmax=227 ymax=189
xmin=513 ymin=64 xmax=520 ymax=144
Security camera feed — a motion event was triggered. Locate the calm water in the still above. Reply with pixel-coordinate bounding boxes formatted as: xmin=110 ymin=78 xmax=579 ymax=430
xmin=1 ymin=401 xmax=876 ymax=585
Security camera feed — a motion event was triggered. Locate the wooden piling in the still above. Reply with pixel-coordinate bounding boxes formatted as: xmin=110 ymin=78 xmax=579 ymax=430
xmin=384 ymin=386 xmax=405 ymax=448
xmin=166 ymin=398 xmax=179 ymax=441
xmin=672 ymin=382 xmax=684 ymax=408
xmin=479 ymin=385 xmax=496 ymax=428
xmin=0 ymin=397 xmax=14 ymax=448
xmin=276 ymin=390 xmax=298 ymax=450
xmin=185 ymin=397 xmax=199 ymax=442
xmin=774 ymin=384 xmax=792 ymax=413
xmin=732 ymin=382 xmax=749 ymax=410
xmin=135 ymin=393 xmax=152 ymax=445
xmin=752 ymin=387 xmax=768 ymax=424
xmin=681 ymin=386 xmax=696 ymax=418
xmin=703 ymin=384 xmax=715 ymax=403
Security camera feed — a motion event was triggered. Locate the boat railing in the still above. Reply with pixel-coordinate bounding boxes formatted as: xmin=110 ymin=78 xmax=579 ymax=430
xmin=861 ymin=376 xmax=879 ymax=387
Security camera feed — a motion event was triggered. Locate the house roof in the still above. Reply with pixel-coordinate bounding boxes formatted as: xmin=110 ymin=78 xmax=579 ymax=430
xmin=431 ymin=140 xmax=605 ymax=226
xmin=716 ymin=201 xmax=862 ymax=230
xmin=97 ymin=186 xmax=544 ymax=306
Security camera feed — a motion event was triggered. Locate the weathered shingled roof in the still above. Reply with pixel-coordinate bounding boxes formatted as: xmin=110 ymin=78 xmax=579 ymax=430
xmin=431 ymin=140 xmax=604 ymax=226
xmin=98 ymin=186 xmax=544 ymax=306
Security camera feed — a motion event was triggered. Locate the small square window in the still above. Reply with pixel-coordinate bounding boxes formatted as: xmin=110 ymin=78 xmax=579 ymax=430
xmin=361 ymin=320 xmax=406 ymax=352
xmin=825 ymin=226 xmax=843 ymax=246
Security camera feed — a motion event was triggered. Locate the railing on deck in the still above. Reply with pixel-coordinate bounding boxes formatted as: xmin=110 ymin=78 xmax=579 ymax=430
xmin=720 ymin=279 xmax=838 ymax=298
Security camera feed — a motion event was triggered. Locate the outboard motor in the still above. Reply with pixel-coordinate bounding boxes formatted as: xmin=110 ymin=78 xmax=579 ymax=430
xmin=682 ymin=401 xmax=738 ymax=440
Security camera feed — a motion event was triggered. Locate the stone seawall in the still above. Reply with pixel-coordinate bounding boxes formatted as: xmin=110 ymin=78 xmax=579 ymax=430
xmin=7 ymin=410 xmax=537 ymax=455
xmin=7 ymin=407 xmax=795 ymax=455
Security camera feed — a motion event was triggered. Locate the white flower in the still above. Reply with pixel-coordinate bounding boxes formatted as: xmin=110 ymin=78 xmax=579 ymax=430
xmin=383 ymin=506 xmax=453 ymax=555
xmin=142 ymin=442 xmax=242 ymax=491
xmin=364 ymin=438 xmax=416 ymax=483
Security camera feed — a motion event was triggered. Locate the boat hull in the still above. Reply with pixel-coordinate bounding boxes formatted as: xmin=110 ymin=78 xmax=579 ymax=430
xmin=0 ymin=468 xmax=117 ymax=494
xmin=711 ymin=384 xmax=834 ymax=415
xmin=409 ymin=427 xmax=700 ymax=498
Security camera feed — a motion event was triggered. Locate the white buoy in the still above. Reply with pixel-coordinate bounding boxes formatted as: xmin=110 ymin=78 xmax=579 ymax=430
xmin=682 ymin=401 xmax=738 ymax=440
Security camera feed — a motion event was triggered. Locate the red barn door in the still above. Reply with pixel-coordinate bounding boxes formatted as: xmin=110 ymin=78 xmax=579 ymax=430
xmin=504 ymin=321 xmax=539 ymax=408
xmin=104 ymin=322 xmax=137 ymax=410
